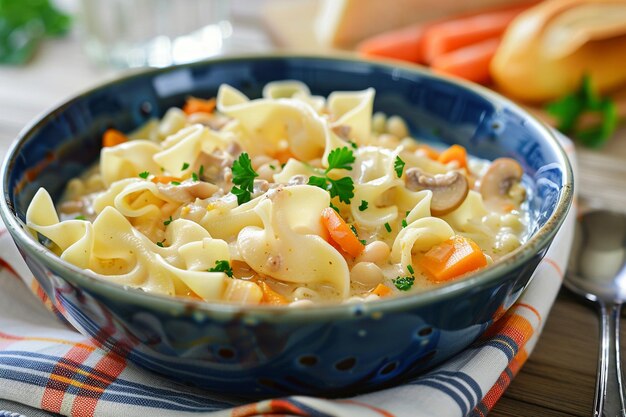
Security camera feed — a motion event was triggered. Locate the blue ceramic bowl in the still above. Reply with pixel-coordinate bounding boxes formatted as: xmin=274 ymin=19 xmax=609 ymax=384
xmin=0 ymin=55 xmax=573 ymax=398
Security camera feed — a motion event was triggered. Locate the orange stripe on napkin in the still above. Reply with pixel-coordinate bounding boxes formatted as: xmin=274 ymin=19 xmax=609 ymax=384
xmin=41 ymin=344 xmax=92 ymax=413
xmin=542 ymin=257 xmax=564 ymax=279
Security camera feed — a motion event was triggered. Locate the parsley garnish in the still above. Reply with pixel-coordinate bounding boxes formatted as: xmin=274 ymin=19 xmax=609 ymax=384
xmin=358 ymin=200 xmax=368 ymax=211
xmin=269 ymin=164 xmax=276 ymax=170
xmin=401 ymin=219 xmax=408 ymax=228
xmin=407 ymin=264 xmax=414 ymax=275
xmin=393 ymin=276 xmax=415 ymax=291
xmin=163 ymin=216 xmax=173 ymax=226
xmin=139 ymin=171 xmax=149 ymax=179
xmin=359 ymin=239 xmax=367 ymax=245
xmin=349 ymin=141 xmax=358 ymax=149
xmin=192 ymin=172 xmax=198 ymax=181
xmin=308 ymin=147 xmax=355 ymax=204
xmin=329 ymin=201 xmax=340 ymax=213
xmin=546 ymin=74 xmax=617 ymax=148
xmin=394 ymin=156 xmax=405 ymax=178
xmin=156 ymin=240 xmax=165 ymax=247
xmin=231 ymin=152 xmax=259 ymax=205
xmin=171 ymin=181 xmax=180 ymax=186
xmin=181 ymin=162 xmax=190 ymax=171
xmin=199 ymin=165 xmax=204 ymax=177
xmin=208 ymin=260 xmax=233 ymax=277
xmin=384 ymin=222 xmax=392 ymax=233
xmin=74 ymin=215 xmax=86 ymax=220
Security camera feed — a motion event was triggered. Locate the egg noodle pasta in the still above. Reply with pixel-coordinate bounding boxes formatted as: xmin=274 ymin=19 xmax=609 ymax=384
xmin=26 ymin=81 xmax=528 ymax=305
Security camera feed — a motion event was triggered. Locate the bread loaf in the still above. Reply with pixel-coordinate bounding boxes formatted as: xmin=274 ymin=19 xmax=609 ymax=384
xmin=490 ymin=0 xmax=626 ymax=103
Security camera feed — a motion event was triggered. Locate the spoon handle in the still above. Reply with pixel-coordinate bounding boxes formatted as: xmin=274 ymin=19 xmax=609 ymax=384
xmin=595 ymin=301 xmax=626 ymax=417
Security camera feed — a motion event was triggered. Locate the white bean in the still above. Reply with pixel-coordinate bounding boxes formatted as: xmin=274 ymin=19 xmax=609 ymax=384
xmin=372 ymin=112 xmax=387 ymax=133
xmin=356 ymin=241 xmax=391 ymax=265
xmin=386 ymin=115 xmax=409 ymax=138
xmin=350 ymin=262 xmax=384 ymax=287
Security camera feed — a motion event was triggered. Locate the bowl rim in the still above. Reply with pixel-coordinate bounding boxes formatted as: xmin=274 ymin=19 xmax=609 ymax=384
xmin=0 ymin=53 xmax=574 ymax=320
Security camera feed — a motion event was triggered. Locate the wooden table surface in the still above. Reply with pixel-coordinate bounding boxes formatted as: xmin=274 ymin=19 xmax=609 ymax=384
xmin=0 ymin=1 xmax=624 ymax=416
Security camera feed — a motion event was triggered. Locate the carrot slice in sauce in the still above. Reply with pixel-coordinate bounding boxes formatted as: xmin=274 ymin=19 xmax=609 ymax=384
xmin=102 ymin=128 xmax=128 ymax=147
xmin=321 ymin=207 xmax=365 ymax=258
xmin=417 ymin=235 xmax=487 ymax=282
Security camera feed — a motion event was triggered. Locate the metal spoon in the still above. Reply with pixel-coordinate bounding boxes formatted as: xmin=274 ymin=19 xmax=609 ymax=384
xmin=565 ymin=210 xmax=626 ymax=417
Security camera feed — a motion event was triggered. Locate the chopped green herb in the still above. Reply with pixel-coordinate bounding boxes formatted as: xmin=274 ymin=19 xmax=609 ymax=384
xmin=74 ymin=215 xmax=86 ymax=221
xmin=394 ymin=156 xmax=406 ymax=178
xmin=307 ymin=147 xmax=356 ymax=204
xmin=401 ymin=219 xmax=408 ymax=228
xmin=139 ymin=171 xmax=150 ymax=179
xmin=384 ymin=222 xmax=392 ymax=233
xmin=359 ymin=239 xmax=367 ymax=245
xmin=156 ymin=240 xmax=165 ymax=247
xmin=358 ymin=200 xmax=368 ymax=211
xmin=326 ymin=147 xmax=356 ymax=172
xmin=191 ymin=172 xmax=199 ymax=181
xmin=199 ymin=165 xmax=204 ymax=177
xmin=350 ymin=224 xmax=358 ymax=236
xmin=269 ymin=164 xmax=276 ymax=170
xmin=231 ymin=152 xmax=259 ymax=205
xmin=160 ymin=167 xmax=165 ymax=172
xmin=329 ymin=201 xmax=340 ymax=213
xmin=171 ymin=181 xmax=181 ymax=186
xmin=393 ymin=276 xmax=415 ymax=291
xmin=281 ymin=163 xmax=287 ymax=169
xmin=406 ymin=210 xmax=411 ymax=217
xmin=181 ymin=162 xmax=190 ymax=171
xmin=546 ymin=74 xmax=617 ymax=148
xmin=163 ymin=216 xmax=173 ymax=226
xmin=349 ymin=141 xmax=358 ymax=149
xmin=208 ymin=260 xmax=233 ymax=277
xmin=407 ymin=264 xmax=415 ymax=275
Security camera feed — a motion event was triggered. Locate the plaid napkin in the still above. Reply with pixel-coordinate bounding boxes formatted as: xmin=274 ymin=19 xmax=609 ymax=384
xmin=0 ymin=136 xmax=576 ymax=417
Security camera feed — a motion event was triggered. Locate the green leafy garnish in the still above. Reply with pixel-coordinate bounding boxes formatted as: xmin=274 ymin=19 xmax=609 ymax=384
xmin=156 ymin=240 xmax=165 ymax=247
xmin=231 ymin=152 xmax=259 ymax=205
xmin=199 ymin=165 xmax=205 ymax=177
xmin=163 ymin=216 xmax=173 ymax=226
xmin=208 ymin=260 xmax=233 ymax=277
xmin=192 ymin=172 xmax=199 ymax=181
xmin=0 ymin=0 xmax=71 ymax=64
xmin=329 ymin=201 xmax=340 ymax=213
xmin=358 ymin=200 xmax=368 ymax=211
xmin=384 ymin=222 xmax=392 ymax=233
xmin=393 ymin=276 xmax=415 ymax=291
xmin=401 ymin=219 xmax=408 ymax=228
xmin=327 ymin=147 xmax=356 ymax=171
xmin=546 ymin=75 xmax=617 ymax=148
xmin=269 ymin=164 xmax=276 ymax=170
xmin=181 ymin=162 xmax=190 ymax=170
xmin=139 ymin=171 xmax=150 ymax=179
xmin=407 ymin=264 xmax=414 ymax=275
xmin=171 ymin=181 xmax=180 ymax=186
xmin=394 ymin=156 xmax=405 ymax=178
xmin=74 ymin=215 xmax=86 ymax=221
xmin=308 ymin=147 xmax=355 ymax=204
xmin=359 ymin=239 xmax=367 ymax=245
xmin=349 ymin=141 xmax=358 ymax=149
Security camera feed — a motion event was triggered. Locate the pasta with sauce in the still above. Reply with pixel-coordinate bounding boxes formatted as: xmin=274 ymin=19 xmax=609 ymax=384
xmin=25 ymin=81 xmax=528 ymax=306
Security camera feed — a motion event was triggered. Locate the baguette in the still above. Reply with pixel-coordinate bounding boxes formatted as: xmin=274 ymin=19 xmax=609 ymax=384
xmin=490 ymin=0 xmax=626 ymax=103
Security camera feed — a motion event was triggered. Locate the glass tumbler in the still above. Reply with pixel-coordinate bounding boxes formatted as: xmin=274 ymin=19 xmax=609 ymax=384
xmin=79 ymin=0 xmax=231 ymax=68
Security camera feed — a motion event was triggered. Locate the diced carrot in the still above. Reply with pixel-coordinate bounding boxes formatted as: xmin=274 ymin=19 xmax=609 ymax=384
xmin=320 ymin=207 xmax=365 ymax=258
xmin=102 ymin=128 xmax=128 ymax=147
xmin=417 ymin=235 xmax=487 ymax=282
xmin=273 ymin=147 xmax=295 ymax=165
xmin=372 ymin=283 xmax=392 ymax=297
xmin=422 ymin=4 xmax=532 ymax=64
xmin=430 ymin=37 xmax=500 ymax=84
xmin=416 ymin=144 xmax=440 ymax=160
xmin=438 ymin=144 xmax=468 ymax=169
xmin=357 ymin=24 xmax=429 ymax=63
xmin=183 ymin=97 xmax=216 ymax=115
xmin=151 ymin=176 xmax=182 ymax=184
xmin=259 ymin=281 xmax=288 ymax=305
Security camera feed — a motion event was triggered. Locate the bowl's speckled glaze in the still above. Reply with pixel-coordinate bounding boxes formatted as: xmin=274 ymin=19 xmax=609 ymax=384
xmin=0 ymin=55 xmax=572 ymax=398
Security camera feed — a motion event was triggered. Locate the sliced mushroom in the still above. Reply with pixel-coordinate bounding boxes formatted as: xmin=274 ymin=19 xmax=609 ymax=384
xmin=405 ymin=168 xmax=469 ymax=216
xmin=156 ymin=181 xmax=219 ymax=203
xmin=479 ymin=158 xmax=525 ymax=206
